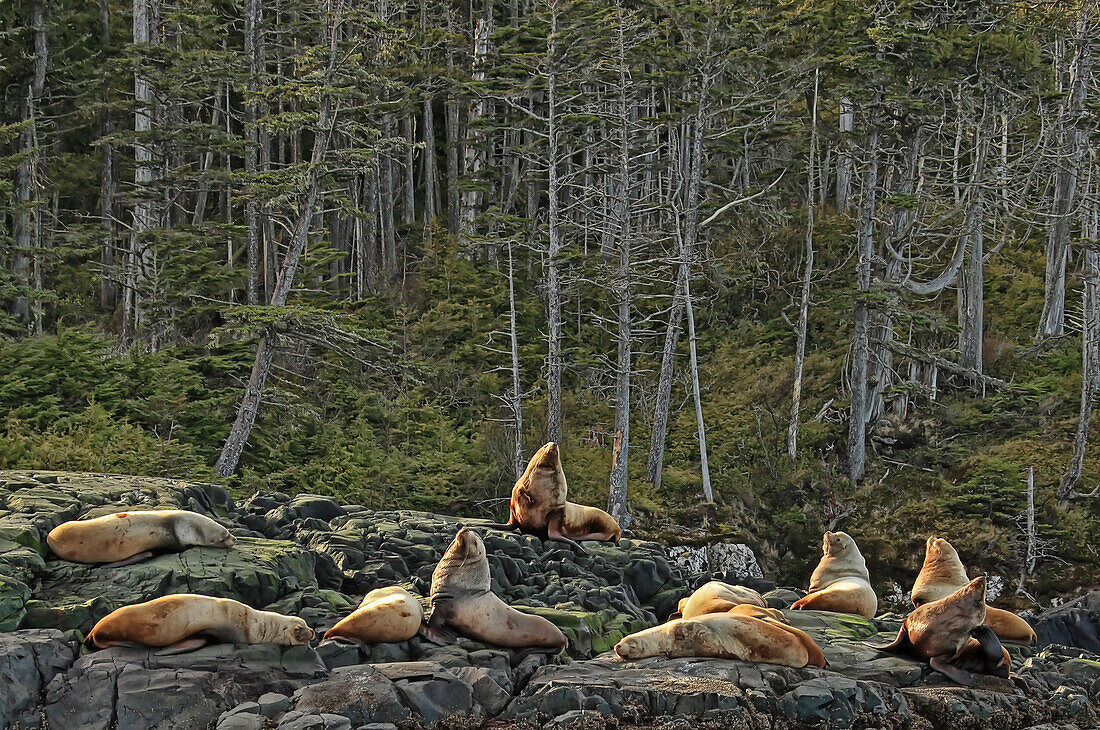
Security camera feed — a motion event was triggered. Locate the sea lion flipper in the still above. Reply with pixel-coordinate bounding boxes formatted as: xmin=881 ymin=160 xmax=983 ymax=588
xmin=930 ymin=654 xmax=976 ymax=686
xmin=418 ymin=622 xmax=458 ymax=645
xmin=969 ymin=625 xmax=1006 ymax=663
xmin=546 ymin=513 xmax=589 ymax=554
xmin=102 ymin=551 xmax=154 ymax=569
xmin=420 ymin=596 xmax=458 ymax=645
xmin=154 ymin=636 xmax=208 ymax=655
xmin=865 ymin=626 xmax=911 ymax=654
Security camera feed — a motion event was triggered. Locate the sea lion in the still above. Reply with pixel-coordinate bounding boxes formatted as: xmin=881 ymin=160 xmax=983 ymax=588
xmin=48 ymin=509 xmax=235 ymax=567
xmin=670 ymin=581 xmax=766 ymax=620
xmin=323 ymin=586 xmax=423 ymax=643
xmin=423 ymin=527 xmax=567 ymax=650
xmin=86 ymin=594 xmax=313 ymax=653
xmin=867 ymin=576 xmax=997 ymax=686
xmin=952 ymin=625 xmax=1012 ymax=679
xmin=614 ymin=610 xmax=826 ymax=668
xmin=791 ymin=531 xmax=878 ymax=618
xmin=911 ymin=536 xmax=1036 ymax=645
xmin=491 ymin=442 xmax=621 ymax=550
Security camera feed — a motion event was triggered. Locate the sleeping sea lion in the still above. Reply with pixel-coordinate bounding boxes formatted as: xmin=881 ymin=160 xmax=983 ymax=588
xmin=867 ymin=576 xmax=998 ymax=686
xmin=324 ymin=586 xmax=423 ymax=643
xmin=86 ymin=594 xmax=313 ymax=653
xmin=614 ymin=609 xmax=826 ymax=669
xmin=670 ymin=581 xmax=766 ymax=620
xmin=48 ymin=510 xmax=235 ymax=567
xmin=791 ymin=531 xmax=877 ymax=618
xmin=911 ymin=535 xmax=1036 ymax=645
xmin=422 ymin=527 xmax=567 ymax=650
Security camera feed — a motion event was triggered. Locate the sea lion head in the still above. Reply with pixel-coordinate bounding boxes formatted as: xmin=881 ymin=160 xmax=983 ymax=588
xmin=286 ymin=617 xmax=314 ymax=644
xmin=175 ymin=513 xmax=236 ymax=549
xmin=959 ymin=575 xmax=986 ymax=602
xmin=521 ymin=442 xmax=568 ymax=501
xmin=454 ymin=527 xmax=487 ymax=563
xmin=433 ymin=527 xmax=492 ymax=596
xmin=823 ymin=531 xmax=855 ymax=557
xmin=925 ymin=535 xmax=960 ymax=565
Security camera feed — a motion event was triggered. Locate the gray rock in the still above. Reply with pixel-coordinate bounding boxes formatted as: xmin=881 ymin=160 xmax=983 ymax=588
xmin=258 ymin=691 xmax=292 ymax=717
xmin=0 ymin=629 xmax=76 ymax=728
xmin=217 ymin=714 xmax=266 ymax=730
xmin=291 ymin=665 xmax=410 ymax=726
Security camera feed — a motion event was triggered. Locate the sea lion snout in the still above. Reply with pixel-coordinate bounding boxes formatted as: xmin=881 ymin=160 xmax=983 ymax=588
xmin=292 ymin=624 xmax=315 ymax=643
xmin=533 ymin=442 xmax=560 ymax=469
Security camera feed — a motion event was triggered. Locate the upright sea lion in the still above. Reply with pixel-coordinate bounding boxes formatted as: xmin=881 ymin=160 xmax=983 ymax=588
xmin=614 ymin=610 xmax=826 ymax=669
xmin=867 ymin=576 xmax=997 ymax=685
xmin=911 ymin=536 xmax=1036 ymax=645
xmin=86 ymin=594 xmax=313 ymax=653
xmin=791 ymin=531 xmax=878 ymax=618
xmin=48 ymin=510 xmax=235 ymax=567
xmin=670 ymin=581 xmax=766 ymax=620
xmin=491 ymin=442 xmax=621 ymax=550
xmin=324 ymin=586 xmax=423 ymax=643
xmin=423 ymin=527 xmax=567 ymax=650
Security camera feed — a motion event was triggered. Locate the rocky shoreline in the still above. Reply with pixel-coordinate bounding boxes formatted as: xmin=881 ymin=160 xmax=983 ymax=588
xmin=1 ymin=471 xmax=1098 ymax=729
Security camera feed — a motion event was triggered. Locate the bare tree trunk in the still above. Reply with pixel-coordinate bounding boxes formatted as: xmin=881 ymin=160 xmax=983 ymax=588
xmin=788 ymin=68 xmax=818 ymax=461
xmin=545 ymin=2 xmax=564 ymax=445
xmin=1058 ymin=241 xmax=1100 ymax=501
xmin=459 ymin=14 xmax=491 ymax=245
xmin=381 ymin=116 xmax=397 ymax=275
xmin=244 ymin=0 xmax=262 ymax=305
xmin=422 ymin=97 xmax=439 ymax=228
xmin=130 ymin=0 xmax=159 ymax=337
xmin=836 ymin=95 xmax=854 ymax=212
xmin=647 ymin=86 xmax=705 ymax=487
xmin=1039 ymin=12 xmax=1092 ymax=339
xmin=1018 ymin=466 xmax=1037 ymax=593
xmin=11 ymin=0 xmax=47 ymax=326
xmin=445 ymin=95 xmax=461 ymax=238
xmin=646 ymin=275 xmax=684 ymax=488
xmin=507 ymin=241 xmax=524 ymax=481
xmin=607 ymin=10 xmax=632 ymax=528
xmin=403 ymin=111 xmax=415 ymax=226
xmin=215 ymin=42 xmax=338 ymax=476
xmin=684 ymin=252 xmax=712 ymax=503
xmin=848 ymin=89 xmax=880 ymax=484
xmin=99 ymin=0 xmax=119 ymax=311
xmin=958 ymin=192 xmax=985 ymax=374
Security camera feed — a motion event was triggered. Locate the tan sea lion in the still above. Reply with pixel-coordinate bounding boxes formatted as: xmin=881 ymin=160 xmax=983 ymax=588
xmin=48 ymin=509 xmax=235 ymax=567
xmin=867 ymin=576 xmax=1002 ymax=686
xmin=911 ymin=536 xmax=1036 ymax=645
xmin=791 ymin=531 xmax=877 ymax=618
xmin=323 ymin=586 xmax=423 ymax=643
xmin=613 ymin=610 xmax=826 ymax=668
xmin=422 ymin=527 xmax=567 ymax=650
xmin=670 ymin=581 xmax=766 ymax=620
xmin=86 ymin=594 xmax=313 ymax=653
xmin=490 ymin=442 xmax=621 ymax=550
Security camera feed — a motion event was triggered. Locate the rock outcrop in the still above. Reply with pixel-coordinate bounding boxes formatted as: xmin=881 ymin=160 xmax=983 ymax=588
xmin=1 ymin=470 xmax=1098 ymax=729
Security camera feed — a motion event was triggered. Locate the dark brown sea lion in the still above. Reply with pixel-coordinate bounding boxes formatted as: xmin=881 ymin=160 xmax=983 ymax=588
xmin=911 ymin=535 xmax=1036 ymax=645
xmin=867 ymin=576 xmax=999 ymax=686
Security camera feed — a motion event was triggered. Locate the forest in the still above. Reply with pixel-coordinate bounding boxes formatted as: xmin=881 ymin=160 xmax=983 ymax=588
xmin=0 ymin=0 xmax=1097 ymax=604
